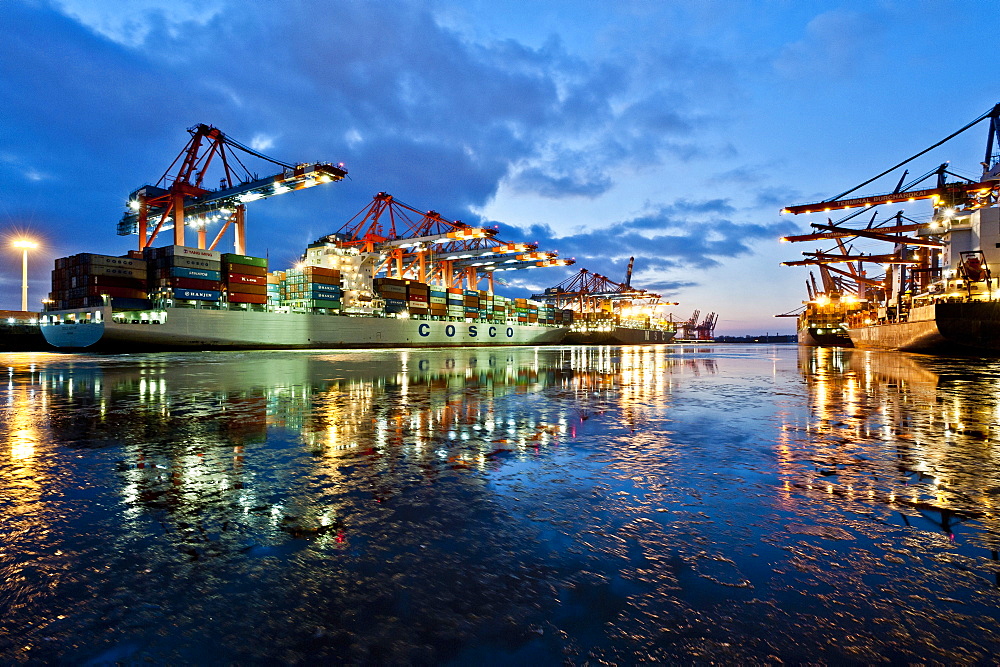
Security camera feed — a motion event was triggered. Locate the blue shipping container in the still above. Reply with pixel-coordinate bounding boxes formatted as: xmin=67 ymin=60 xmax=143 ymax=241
xmin=170 ymin=266 xmax=222 ymax=281
xmin=310 ymin=283 xmax=342 ymax=295
xmin=174 ymin=288 xmax=221 ymax=301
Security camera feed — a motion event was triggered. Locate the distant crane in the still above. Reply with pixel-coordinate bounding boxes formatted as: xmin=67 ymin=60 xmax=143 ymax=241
xmin=117 ymin=124 xmax=348 ymax=254
xmin=531 ymin=261 xmax=677 ymax=316
xmin=696 ymin=312 xmax=718 ymax=340
xmin=679 ymin=310 xmax=700 ymax=339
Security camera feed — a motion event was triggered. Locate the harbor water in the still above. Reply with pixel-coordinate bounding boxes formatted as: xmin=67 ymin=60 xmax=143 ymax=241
xmin=3 ymin=344 xmax=1000 ymax=663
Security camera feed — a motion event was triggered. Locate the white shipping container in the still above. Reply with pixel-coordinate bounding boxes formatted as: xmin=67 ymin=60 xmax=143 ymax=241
xmin=162 ymin=245 xmax=222 ymax=261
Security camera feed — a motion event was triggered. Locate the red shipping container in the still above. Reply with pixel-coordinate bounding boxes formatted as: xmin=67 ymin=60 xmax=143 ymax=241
xmin=226 ymin=283 xmax=267 ymax=296
xmin=227 ymin=272 xmax=266 ymax=286
xmin=86 ymin=285 xmax=147 ymax=299
xmin=172 ymin=277 xmax=223 ymax=291
xmin=224 ymin=263 xmax=266 ymax=277
xmin=228 ymin=292 xmax=267 ymax=304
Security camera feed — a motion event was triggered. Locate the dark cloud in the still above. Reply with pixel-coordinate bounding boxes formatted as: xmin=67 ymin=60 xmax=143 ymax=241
xmin=491 ymin=201 xmax=797 ymax=299
xmin=509 ymin=166 xmax=613 ymax=198
xmin=0 ymin=0 xmax=771 ymax=307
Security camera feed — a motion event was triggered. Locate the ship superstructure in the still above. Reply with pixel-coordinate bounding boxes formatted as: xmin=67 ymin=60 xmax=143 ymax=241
xmin=779 ymin=103 xmax=1000 ymax=353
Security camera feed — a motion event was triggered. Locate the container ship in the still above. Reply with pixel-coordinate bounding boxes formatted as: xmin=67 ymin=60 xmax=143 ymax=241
xmin=38 ymin=124 xmax=574 ymax=351
xmin=532 ymin=259 xmax=689 ymax=344
xmin=779 ymin=103 xmax=1000 ymax=354
xmin=40 ymin=244 xmax=571 ymax=350
xmin=776 ymin=265 xmax=855 ymax=347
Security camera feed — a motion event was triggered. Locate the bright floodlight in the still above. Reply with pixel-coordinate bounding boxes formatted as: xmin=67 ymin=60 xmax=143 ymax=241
xmin=13 ymin=239 xmax=39 ymax=311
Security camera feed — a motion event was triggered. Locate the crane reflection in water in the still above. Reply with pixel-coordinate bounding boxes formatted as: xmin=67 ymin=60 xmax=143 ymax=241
xmin=790 ymin=346 xmax=1000 ymax=581
xmin=4 ymin=345 xmax=1000 ymax=664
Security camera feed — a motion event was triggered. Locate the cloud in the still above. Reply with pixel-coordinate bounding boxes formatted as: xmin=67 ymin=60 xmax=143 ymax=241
xmin=250 ymin=133 xmax=276 ymax=153
xmin=0 ymin=0 xmax=777 ymax=298
xmin=508 ymin=165 xmax=613 ymax=198
xmin=773 ymin=10 xmax=886 ymax=80
xmin=492 ymin=199 xmax=797 ymax=297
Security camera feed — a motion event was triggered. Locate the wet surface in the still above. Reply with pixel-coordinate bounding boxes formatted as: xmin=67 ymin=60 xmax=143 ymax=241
xmin=3 ymin=344 xmax=1000 ymax=664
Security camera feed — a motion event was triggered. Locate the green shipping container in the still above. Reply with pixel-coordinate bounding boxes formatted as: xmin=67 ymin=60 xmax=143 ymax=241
xmin=221 ymin=253 xmax=268 ymax=268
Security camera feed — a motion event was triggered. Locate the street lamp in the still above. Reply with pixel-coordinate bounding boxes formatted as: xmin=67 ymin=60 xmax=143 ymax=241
xmin=12 ymin=239 xmax=39 ymax=312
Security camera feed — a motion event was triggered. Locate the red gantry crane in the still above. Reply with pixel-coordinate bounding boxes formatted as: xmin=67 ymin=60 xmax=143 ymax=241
xmin=117 ymin=124 xmax=348 ymax=254
xmin=531 ymin=258 xmax=679 ymax=322
xmin=314 ymin=192 xmax=572 ymax=291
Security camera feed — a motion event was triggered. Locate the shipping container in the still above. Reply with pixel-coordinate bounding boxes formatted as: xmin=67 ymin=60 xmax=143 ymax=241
xmin=221 ymin=253 xmax=268 ymax=269
xmin=74 ymin=253 xmax=147 ymax=270
xmin=166 ymin=255 xmax=223 ymax=271
xmin=226 ymin=283 xmax=267 ymax=296
xmin=170 ymin=266 xmax=222 ymax=281
xmin=172 ymin=288 xmax=222 ymax=301
xmin=227 ymin=292 xmax=267 ymax=304
xmin=168 ymin=277 xmax=223 ymax=291
xmin=223 ymin=263 xmax=267 ymax=277
xmin=149 ymin=245 xmax=222 ymax=262
xmin=226 ymin=272 xmax=267 ymax=286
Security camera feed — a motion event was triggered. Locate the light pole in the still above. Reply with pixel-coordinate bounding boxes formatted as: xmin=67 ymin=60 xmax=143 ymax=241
xmin=12 ymin=239 xmax=38 ymax=312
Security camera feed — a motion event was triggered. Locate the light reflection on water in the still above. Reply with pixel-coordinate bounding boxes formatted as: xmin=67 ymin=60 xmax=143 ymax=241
xmin=2 ymin=345 xmax=1000 ymax=663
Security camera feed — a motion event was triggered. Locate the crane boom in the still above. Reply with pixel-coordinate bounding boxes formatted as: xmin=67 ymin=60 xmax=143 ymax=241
xmin=117 ymin=124 xmax=347 ymax=254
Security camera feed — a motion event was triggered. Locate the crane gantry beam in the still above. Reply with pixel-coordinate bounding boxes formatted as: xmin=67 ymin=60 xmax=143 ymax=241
xmin=118 ymin=124 xmax=347 ymax=254
xmin=317 ymin=192 xmax=572 ymax=290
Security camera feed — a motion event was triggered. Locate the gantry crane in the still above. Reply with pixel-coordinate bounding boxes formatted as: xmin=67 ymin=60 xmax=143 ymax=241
xmin=117 ymin=124 xmax=347 ymax=254
xmin=780 ymin=103 xmax=1000 ymax=307
xmin=781 ymin=104 xmax=1000 ymax=216
xmin=313 ymin=192 xmax=572 ymax=291
xmin=531 ymin=258 xmax=678 ymax=318
xmin=695 ymin=312 xmax=718 ymax=340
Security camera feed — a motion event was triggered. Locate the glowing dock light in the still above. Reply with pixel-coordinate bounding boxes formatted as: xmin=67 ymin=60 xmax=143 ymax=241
xmin=12 ymin=239 xmax=39 ymax=312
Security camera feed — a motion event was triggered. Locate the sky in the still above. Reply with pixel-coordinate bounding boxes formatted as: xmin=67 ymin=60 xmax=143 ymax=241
xmin=1 ymin=0 xmax=997 ymax=334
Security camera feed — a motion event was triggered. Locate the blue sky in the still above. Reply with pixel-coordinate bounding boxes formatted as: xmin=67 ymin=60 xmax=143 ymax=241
xmin=1 ymin=0 xmax=997 ymax=333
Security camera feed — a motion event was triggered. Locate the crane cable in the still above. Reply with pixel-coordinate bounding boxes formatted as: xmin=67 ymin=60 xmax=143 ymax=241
xmin=823 ymin=104 xmax=999 ymax=203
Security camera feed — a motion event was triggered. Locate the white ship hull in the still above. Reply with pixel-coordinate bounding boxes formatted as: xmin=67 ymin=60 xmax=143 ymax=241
xmin=40 ymin=306 xmax=569 ymax=350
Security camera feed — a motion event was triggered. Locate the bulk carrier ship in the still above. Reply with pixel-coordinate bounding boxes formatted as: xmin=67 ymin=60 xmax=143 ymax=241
xmin=39 ymin=124 xmax=574 ymax=351
xmin=779 ymin=104 xmax=1000 ymax=354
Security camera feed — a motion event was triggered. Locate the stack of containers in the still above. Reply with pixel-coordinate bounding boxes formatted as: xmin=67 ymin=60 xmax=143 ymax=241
xmin=429 ymin=286 xmax=448 ymax=318
xmin=281 ymin=265 xmax=342 ymax=310
xmin=477 ymin=290 xmax=490 ymax=319
xmin=559 ymin=309 xmax=574 ymax=325
xmin=266 ymin=271 xmax=284 ymax=306
xmin=144 ymin=245 xmax=222 ymax=304
xmin=49 ymin=253 xmax=150 ymax=309
xmin=492 ymin=295 xmax=508 ymax=322
xmin=373 ymin=277 xmax=407 ymax=313
xmin=407 ymin=281 xmax=429 ymax=316
xmin=464 ymin=289 xmax=480 ymax=319
xmin=222 ymin=253 xmax=268 ymax=306
xmin=527 ymin=301 xmax=539 ymax=323
xmin=541 ymin=304 xmax=556 ymax=325
xmin=514 ymin=298 xmax=529 ymax=323
xmin=446 ymin=288 xmax=464 ymax=318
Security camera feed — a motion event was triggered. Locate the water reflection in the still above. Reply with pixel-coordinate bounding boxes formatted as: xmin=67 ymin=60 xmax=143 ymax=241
xmin=793 ymin=347 xmax=1000 ymax=574
xmin=4 ymin=345 xmax=1000 ymax=663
